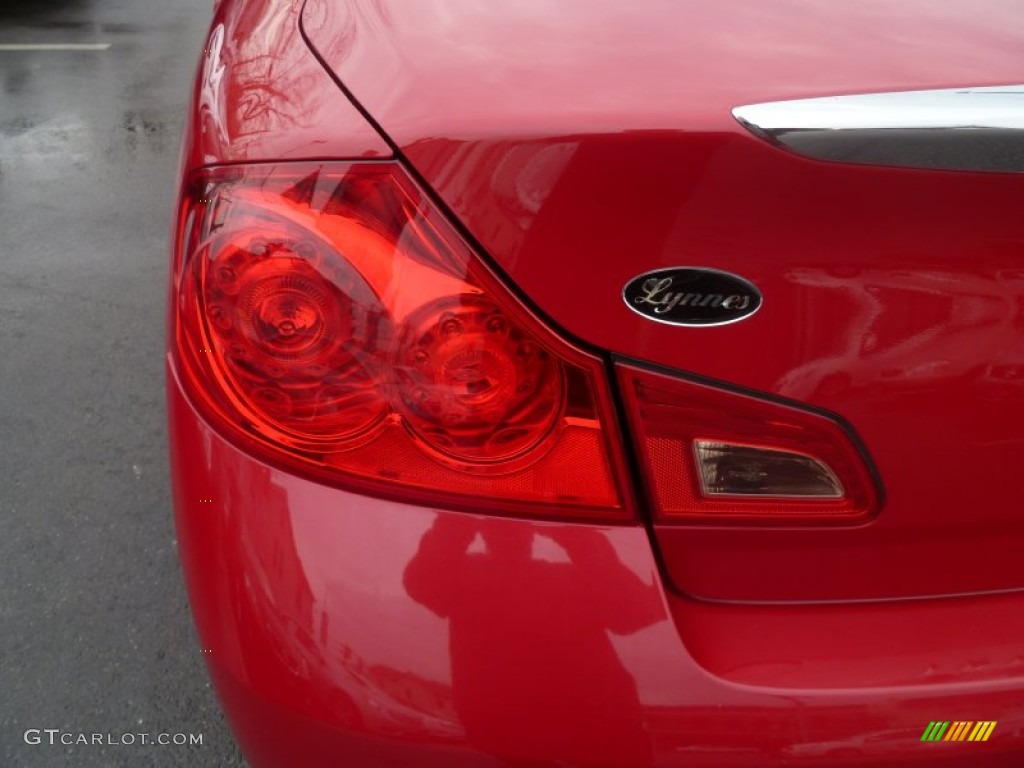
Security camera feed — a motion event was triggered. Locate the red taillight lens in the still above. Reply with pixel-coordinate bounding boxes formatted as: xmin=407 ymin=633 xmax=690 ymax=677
xmin=172 ymin=162 xmax=630 ymax=520
xmin=617 ymin=363 xmax=879 ymax=524
xmin=391 ymin=294 xmax=567 ymax=469
xmin=200 ymin=229 xmax=389 ymax=448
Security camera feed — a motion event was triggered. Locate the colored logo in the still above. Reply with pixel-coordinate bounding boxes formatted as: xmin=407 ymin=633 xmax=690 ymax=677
xmin=921 ymin=721 xmax=996 ymax=742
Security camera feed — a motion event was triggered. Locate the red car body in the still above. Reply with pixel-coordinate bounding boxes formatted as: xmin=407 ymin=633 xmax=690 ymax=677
xmin=168 ymin=0 xmax=1024 ymax=765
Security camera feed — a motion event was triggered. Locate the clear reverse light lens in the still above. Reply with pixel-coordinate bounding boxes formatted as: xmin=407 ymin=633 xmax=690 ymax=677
xmin=694 ymin=441 xmax=843 ymax=498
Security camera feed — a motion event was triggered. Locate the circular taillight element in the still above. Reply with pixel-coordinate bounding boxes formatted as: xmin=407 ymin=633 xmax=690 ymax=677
xmin=199 ymin=232 xmax=389 ymax=447
xmin=391 ymin=295 xmax=565 ymax=469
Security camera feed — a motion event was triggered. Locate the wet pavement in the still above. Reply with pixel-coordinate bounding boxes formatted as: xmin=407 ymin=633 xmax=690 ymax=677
xmin=0 ymin=0 xmax=246 ymax=765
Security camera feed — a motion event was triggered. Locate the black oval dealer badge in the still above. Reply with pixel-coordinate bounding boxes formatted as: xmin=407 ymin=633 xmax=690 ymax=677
xmin=622 ymin=267 xmax=762 ymax=326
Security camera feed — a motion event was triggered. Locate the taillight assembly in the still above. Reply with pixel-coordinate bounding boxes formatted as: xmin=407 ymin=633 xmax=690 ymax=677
xmin=171 ymin=162 xmax=631 ymax=520
xmin=617 ymin=364 xmax=879 ymax=524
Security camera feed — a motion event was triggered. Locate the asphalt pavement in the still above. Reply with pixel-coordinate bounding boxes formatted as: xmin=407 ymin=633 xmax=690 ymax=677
xmin=0 ymin=0 xmax=247 ymax=765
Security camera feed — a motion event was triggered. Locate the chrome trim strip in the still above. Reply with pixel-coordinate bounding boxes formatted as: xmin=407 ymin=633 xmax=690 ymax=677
xmin=733 ymin=85 xmax=1024 ymax=172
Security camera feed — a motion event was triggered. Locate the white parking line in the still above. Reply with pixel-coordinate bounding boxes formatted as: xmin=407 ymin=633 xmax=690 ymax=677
xmin=0 ymin=43 xmax=111 ymax=51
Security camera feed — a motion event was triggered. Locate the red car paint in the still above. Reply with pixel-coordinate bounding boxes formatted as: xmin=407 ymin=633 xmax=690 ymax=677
xmin=302 ymin=0 xmax=1024 ymax=603
xmin=169 ymin=0 xmax=1024 ymax=765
